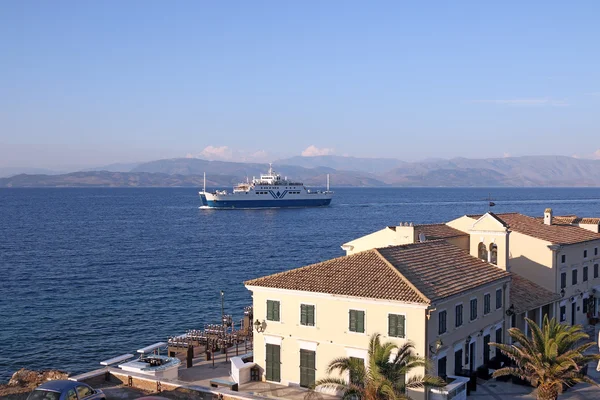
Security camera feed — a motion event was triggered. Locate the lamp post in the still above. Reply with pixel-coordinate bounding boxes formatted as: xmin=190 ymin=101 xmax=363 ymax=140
xmin=220 ymin=290 xmax=225 ymax=322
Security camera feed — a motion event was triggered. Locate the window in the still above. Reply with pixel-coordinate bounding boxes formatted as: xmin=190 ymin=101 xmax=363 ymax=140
xmin=595 ymin=264 xmax=599 ymax=279
xmin=300 ymin=304 xmax=315 ymax=326
xmin=484 ymin=294 xmax=491 ymax=315
xmin=572 ymin=269 xmax=578 ymax=285
xmin=583 ymin=298 xmax=589 ymax=314
xmin=595 ymin=247 xmax=598 ymax=256
xmin=389 ymin=313 xmax=406 ymax=338
xmin=349 ymin=310 xmax=365 ymax=333
xmin=266 ymin=300 xmax=280 ymax=321
xmin=265 ymin=344 xmax=281 ymax=382
xmin=455 ymin=304 xmax=463 ymax=327
xmin=584 ymin=266 xmax=588 ymax=282
xmin=562 ymin=254 xmax=566 ymax=263
xmin=560 ymin=305 xmax=566 ymax=322
xmin=584 ymin=250 xmax=588 ymax=258
xmin=478 ymin=242 xmax=488 ymax=261
xmin=438 ymin=311 xmax=447 ymax=334
xmin=437 ymin=356 xmax=447 ymax=378
xmin=495 ymin=288 xmax=502 ymax=309
xmin=489 ymin=243 xmax=498 ymax=265
xmin=561 ymin=272 xmax=567 ymax=289
xmin=470 ymin=299 xmax=478 ymax=321
xmin=28 ymin=391 xmax=60 ymax=400
xmin=76 ymin=385 xmax=93 ymax=399
xmin=66 ymin=390 xmax=77 ymax=400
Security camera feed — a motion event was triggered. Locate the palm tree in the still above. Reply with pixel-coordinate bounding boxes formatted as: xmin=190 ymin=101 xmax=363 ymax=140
xmin=490 ymin=315 xmax=600 ymax=400
xmin=306 ymin=333 xmax=445 ymax=400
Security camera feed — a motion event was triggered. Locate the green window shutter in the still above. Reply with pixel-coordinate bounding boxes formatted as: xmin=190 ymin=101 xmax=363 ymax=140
xmin=357 ymin=311 xmax=365 ymax=333
xmin=307 ymin=305 xmax=314 ymax=326
xmin=300 ymin=305 xmax=307 ymax=325
xmin=267 ymin=301 xmax=273 ymax=321
xmin=397 ymin=315 xmax=405 ymax=338
xmin=349 ymin=310 xmax=356 ymax=331
xmin=273 ymin=301 xmax=280 ymax=321
xmin=388 ymin=314 xmax=397 ymax=337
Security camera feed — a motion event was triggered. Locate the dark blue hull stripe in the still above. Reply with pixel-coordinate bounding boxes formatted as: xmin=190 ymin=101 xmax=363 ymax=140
xmin=199 ymin=196 xmax=332 ymax=208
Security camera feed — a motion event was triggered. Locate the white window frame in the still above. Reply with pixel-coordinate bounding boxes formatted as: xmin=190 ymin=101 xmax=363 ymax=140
xmin=266 ymin=298 xmax=282 ymax=324
xmin=455 ymin=302 xmax=464 ymax=328
xmin=299 ymin=303 xmax=316 ymax=328
xmin=437 ymin=309 xmax=447 ymax=335
xmin=469 ymin=297 xmax=478 ymax=322
xmin=483 ymin=292 xmax=491 ymax=315
xmin=348 ymin=308 xmax=367 ymax=335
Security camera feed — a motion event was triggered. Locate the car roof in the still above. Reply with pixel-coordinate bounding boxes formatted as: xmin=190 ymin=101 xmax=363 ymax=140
xmin=37 ymin=380 xmax=88 ymax=391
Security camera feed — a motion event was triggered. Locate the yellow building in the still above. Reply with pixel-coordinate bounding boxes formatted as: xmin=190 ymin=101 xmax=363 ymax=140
xmin=447 ymin=210 xmax=600 ymax=329
xmin=245 ymin=241 xmax=513 ymax=398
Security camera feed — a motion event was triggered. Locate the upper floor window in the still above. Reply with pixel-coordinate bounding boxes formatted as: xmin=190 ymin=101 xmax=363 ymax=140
xmin=560 ymin=305 xmax=566 ymax=322
xmin=489 ymin=244 xmax=498 ymax=265
xmin=300 ymin=304 xmax=315 ymax=326
xmin=584 ymin=250 xmax=588 ymax=258
xmin=584 ymin=266 xmax=589 ymax=282
xmin=595 ymin=247 xmax=598 ymax=256
xmin=470 ymin=298 xmax=478 ymax=321
xmin=561 ymin=272 xmax=567 ymax=289
xmin=561 ymin=254 xmax=566 ymax=264
xmin=496 ymin=288 xmax=502 ymax=309
xmin=478 ymin=243 xmax=488 ymax=261
xmin=438 ymin=311 xmax=447 ymax=334
xmin=455 ymin=304 xmax=463 ymax=327
xmin=267 ymin=300 xmax=280 ymax=321
xmin=349 ymin=310 xmax=365 ymax=333
xmin=595 ymin=264 xmax=599 ymax=279
xmin=388 ymin=314 xmax=406 ymax=338
xmin=572 ymin=269 xmax=578 ymax=285
xmin=484 ymin=293 xmax=491 ymax=315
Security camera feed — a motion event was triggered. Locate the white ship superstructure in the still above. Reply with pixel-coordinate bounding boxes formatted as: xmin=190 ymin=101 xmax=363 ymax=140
xmin=199 ymin=164 xmax=333 ymax=209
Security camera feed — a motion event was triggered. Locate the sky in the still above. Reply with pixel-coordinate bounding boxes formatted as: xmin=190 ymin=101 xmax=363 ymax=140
xmin=1 ymin=1 xmax=599 ymax=169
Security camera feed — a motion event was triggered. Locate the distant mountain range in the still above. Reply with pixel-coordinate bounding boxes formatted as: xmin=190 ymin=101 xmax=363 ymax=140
xmin=2 ymin=155 xmax=600 ymax=187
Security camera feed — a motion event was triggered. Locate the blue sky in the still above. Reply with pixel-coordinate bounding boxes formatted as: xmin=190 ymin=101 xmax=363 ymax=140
xmin=1 ymin=1 xmax=599 ymax=168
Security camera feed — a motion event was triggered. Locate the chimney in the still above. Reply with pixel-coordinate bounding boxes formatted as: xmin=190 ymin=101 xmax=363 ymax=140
xmin=544 ymin=208 xmax=553 ymax=225
xmin=395 ymin=222 xmax=415 ymax=245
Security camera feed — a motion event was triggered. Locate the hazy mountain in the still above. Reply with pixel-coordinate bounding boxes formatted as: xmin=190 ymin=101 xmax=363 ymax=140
xmin=0 ymin=167 xmax=64 ymax=178
xmin=275 ymin=155 xmax=407 ymax=174
xmin=81 ymin=162 xmax=141 ymax=172
xmin=3 ymin=155 xmax=600 ymax=187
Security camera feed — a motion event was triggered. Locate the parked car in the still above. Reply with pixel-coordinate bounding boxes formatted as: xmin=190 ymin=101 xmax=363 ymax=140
xmin=27 ymin=380 xmax=105 ymax=400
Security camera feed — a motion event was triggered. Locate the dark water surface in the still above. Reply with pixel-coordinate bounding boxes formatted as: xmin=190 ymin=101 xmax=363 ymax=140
xmin=2 ymin=187 xmax=600 ymax=382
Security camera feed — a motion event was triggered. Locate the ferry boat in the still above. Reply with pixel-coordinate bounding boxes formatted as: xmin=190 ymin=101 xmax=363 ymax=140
xmin=199 ymin=164 xmax=333 ymax=209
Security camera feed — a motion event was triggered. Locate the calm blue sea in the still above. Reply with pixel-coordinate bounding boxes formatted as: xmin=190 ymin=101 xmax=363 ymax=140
xmin=2 ymin=187 xmax=600 ymax=382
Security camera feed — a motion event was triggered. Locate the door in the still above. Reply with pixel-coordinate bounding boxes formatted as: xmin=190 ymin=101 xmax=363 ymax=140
xmin=454 ymin=349 xmax=463 ymax=375
xmin=571 ymin=302 xmax=576 ymax=325
xmin=265 ymin=344 xmax=281 ymax=382
xmin=469 ymin=342 xmax=476 ymax=373
xmin=300 ymin=349 xmax=316 ymax=388
xmin=483 ymin=335 xmax=490 ymax=365
xmin=495 ymin=328 xmax=502 ymax=358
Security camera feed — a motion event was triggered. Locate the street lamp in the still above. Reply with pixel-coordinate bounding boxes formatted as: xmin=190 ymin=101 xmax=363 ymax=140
xmin=254 ymin=319 xmax=265 ymax=333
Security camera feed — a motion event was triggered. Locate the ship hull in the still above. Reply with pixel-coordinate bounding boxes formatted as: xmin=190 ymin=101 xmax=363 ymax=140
xmin=199 ymin=193 xmax=332 ymax=209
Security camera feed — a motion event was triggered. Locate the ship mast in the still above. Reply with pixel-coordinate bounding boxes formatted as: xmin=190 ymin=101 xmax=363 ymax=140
xmin=327 ymin=174 xmax=330 ymax=192
xmin=203 ymin=172 xmax=206 ymax=193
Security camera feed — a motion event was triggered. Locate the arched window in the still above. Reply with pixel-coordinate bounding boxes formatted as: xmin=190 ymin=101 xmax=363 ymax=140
xmin=489 ymin=243 xmax=498 ymax=265
xmin=478 ymin=242 xmax=488 ymax=261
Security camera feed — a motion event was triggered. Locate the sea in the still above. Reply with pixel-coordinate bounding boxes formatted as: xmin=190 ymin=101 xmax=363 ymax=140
xmin=1 ymin=187 xmax=600 ymax=382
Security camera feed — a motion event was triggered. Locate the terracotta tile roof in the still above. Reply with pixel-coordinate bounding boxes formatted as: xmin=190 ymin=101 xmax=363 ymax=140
xmin=469 ymin=213 xmax=600 ymax=245
xmin=413 ymin=224 xmax=469 ymax=240
xmin=377 ymin=241 xmax=510 ymax=302
xmin=245 ymin=250 xmax=427 ymax=304
xmin=547 ymin=216 xmax=600 ymax=225
xmin=246 ymin=241 xmax=510 ymax=304
xmin=510 ymin=273 xmax=561 ymax=314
